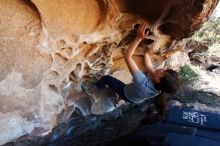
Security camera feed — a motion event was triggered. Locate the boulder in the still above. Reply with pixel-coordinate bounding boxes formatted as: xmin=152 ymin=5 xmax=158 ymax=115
xmin=0 ymin=0 xmax=219 ymax=145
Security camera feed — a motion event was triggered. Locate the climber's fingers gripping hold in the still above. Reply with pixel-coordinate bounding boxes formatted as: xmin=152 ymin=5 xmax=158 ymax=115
xmin=136 ymin=24 xmax=149 ymax=39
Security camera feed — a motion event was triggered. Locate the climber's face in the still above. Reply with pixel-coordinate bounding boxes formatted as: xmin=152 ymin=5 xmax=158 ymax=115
xmin=154 ymin=69 xmax=165 ymax=83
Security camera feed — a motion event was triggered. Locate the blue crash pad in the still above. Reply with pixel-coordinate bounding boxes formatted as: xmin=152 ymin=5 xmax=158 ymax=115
xmin=128 ymin=122 xmax=197 ymax=139
xmin=196 ymin=128 xmax=220 ymax=141
xmin=165 ymin=133 xmax=220 ymax=146
xmin=167 ymin=107 xmax=220 ymax=130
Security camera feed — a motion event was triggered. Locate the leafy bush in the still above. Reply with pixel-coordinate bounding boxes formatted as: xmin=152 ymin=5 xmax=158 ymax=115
xmin=186 ymin=15 xmax=220 ymax=56
xmin=178 ymin=65 xmax=199 ymax=82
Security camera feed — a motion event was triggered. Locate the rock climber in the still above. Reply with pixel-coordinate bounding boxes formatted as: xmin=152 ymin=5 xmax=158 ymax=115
xmin=95 ymin=24 xmax=179 ymax=116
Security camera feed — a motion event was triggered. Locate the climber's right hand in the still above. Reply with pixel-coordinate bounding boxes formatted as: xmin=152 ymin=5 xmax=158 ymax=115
xmin=136 ymin=24 xmax=149 ymax=40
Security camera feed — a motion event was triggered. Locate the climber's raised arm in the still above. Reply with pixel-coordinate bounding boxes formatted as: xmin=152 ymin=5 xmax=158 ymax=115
xmin=144 ymin=51 xmax=154 ymax=77
xmin=124 ymin=24 xmax=149 ymax=76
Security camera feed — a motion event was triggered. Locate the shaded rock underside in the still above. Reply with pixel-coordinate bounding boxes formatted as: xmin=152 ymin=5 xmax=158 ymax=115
xmin=0 ymin=0 xmax=219 ymax=145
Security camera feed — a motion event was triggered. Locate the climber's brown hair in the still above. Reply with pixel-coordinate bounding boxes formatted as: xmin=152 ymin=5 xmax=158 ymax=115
xmin=155 ymin=69 xmax=179 ymax=94
xmin=154 ymin=69 xmax=179 ymax=117
xmin=154 ymin=92 xmax=168 ymax=117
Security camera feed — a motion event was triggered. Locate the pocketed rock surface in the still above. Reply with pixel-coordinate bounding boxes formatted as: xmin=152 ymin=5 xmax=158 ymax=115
xmin=0 ymin=0 xmax=218 ymax=145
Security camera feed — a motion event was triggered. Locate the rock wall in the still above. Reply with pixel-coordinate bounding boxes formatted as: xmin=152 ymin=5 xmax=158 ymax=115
xmin=0 ymin=0 xmax=218 ymax=145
